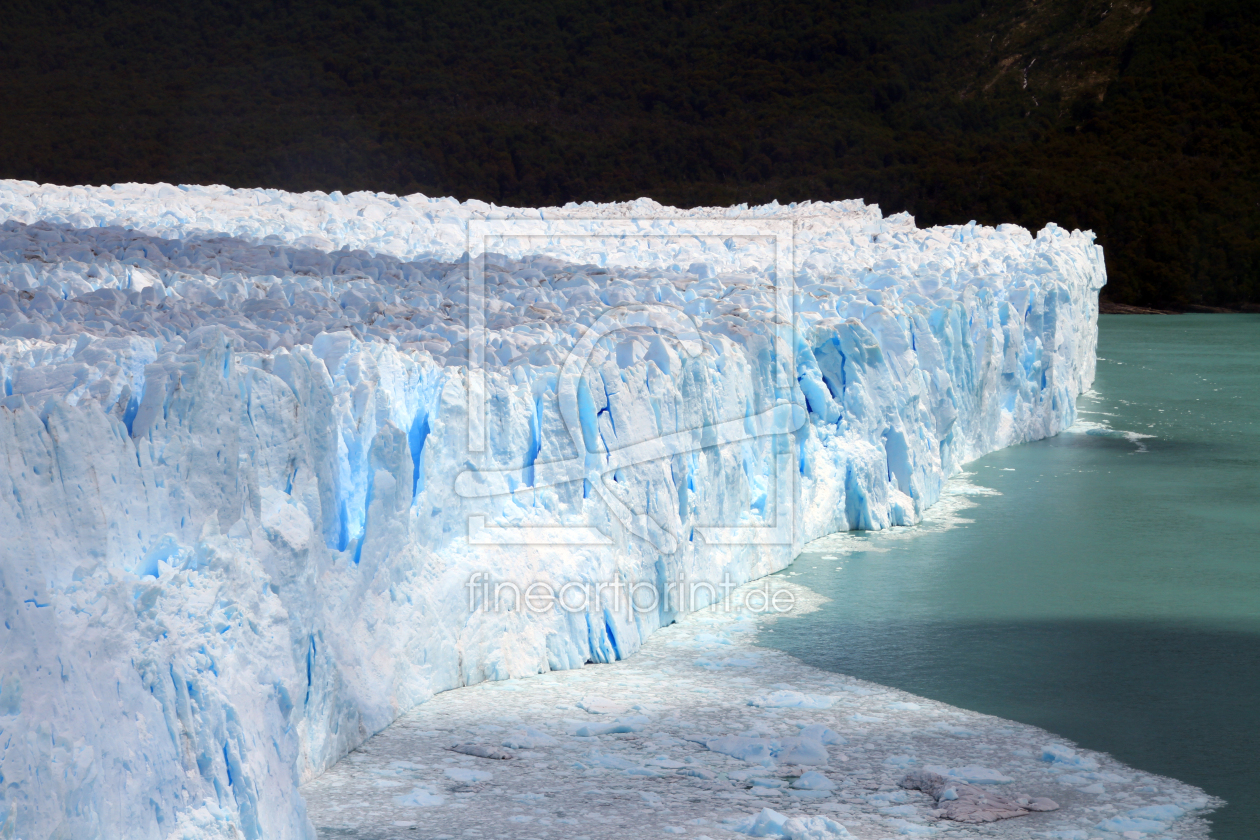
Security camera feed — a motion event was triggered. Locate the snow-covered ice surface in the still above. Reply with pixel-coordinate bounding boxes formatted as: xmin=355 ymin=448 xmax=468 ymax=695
xmin=301 ymin=577 xmax=1218 ymax=840
xmin=0 ymin=181 xmax=1123 ymax=839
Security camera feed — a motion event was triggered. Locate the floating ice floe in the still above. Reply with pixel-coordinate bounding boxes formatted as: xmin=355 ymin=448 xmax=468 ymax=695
xmin=731 ymin=807 xmax=856 ymax=839
xmin=921 ymin=764 xmax=1015 ymax=784
xmin=1042 ymin=743 xmax=1102 ymax=770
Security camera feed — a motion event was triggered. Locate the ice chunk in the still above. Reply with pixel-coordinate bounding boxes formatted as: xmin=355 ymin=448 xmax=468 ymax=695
xmin=449 ymin=744 xmax=514 ymax=760
xmin=795 ymin=724 xmax=845 ymax=745
xmin=1095 ymin=816 xmax=1167 ymax=834
xmin=1041 ymin=743 xmax=1100 ymax=770
xmin=707 ymin=736 xmax=778 ymax=766
xmin=791 ymin=771 xmax=837 ymax=791
xmin=501 ymin=726 xmax=559 ymax=749
xmin=1127 ymin=804 xmax=1185 ymax=821
xmin=578 ymin=696 xmax=630 ymax=715
xmin=921 ymin=765 xmax=1014 ymax=785
xmin=572 ymin=715 xmax=650 ymax=737
xmin=444 ymin=767 xmax=493 ymax=784
xmin=749 ymin=690 xmax=836 ymax=709
xmin=706 ymin=734 xmax=830 ymax=767
xmin=393 ymin=787 xmax=446 ymax=807
xmin=775 ymin=738 xmax=831 ymax=766
xmin=731 ymin=808 xmax=855 ymax=839
xmin=695 ymin=654 xmax=765 ymax=669
xmin=884 ymin=818 xmax=936 ymax=835
xmin=646 ymin=756 xmax=688 ymax=769
xmin=1055 ymin=774 xmax=1092 ymax=786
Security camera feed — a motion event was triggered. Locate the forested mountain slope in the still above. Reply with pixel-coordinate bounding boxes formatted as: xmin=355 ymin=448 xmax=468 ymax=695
xmin=1 ymin=0 xmax=1255 ymax=308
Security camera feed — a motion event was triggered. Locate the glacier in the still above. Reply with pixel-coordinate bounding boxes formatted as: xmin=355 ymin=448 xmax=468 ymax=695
xmin=0 ymin=181 xmax=1104 ymax=839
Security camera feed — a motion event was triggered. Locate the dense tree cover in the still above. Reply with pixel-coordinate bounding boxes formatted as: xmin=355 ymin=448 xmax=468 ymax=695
xmin=1 ymin=0 xmax=1255 ymax=307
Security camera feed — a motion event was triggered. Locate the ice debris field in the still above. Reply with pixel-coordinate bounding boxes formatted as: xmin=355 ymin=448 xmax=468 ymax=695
xmin=303 ymin=576 xmax=1217 ymax=840
xmin=0 ymin=180 xmax=1211 ymax=838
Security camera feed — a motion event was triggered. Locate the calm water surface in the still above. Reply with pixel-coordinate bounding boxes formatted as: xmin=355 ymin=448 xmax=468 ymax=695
xmin=771 ymin=315 xmax=1260 ymax=838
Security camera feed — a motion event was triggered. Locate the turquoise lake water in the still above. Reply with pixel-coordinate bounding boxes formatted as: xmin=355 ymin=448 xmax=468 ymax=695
xmin=771 ymin=315 xmax=1260 ymax=838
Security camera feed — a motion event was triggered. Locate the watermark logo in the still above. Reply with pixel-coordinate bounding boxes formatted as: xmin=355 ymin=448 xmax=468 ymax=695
xmin=455 ymin=219 xmax=801 ymax=552
xmin=466 ymin=571 xmax=797 ymax=617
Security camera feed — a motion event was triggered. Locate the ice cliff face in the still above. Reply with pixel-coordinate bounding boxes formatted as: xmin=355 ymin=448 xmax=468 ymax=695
xmin=0 ymin=181 xmax=1104 ymax=839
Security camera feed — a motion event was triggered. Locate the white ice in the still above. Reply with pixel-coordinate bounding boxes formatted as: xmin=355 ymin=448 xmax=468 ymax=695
xmin=0 ymin=180 xmax=1117 ymax=839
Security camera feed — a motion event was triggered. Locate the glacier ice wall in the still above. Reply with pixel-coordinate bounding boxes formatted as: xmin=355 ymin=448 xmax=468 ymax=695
xmin=0 ymin=181 xmax=1104 ymax=839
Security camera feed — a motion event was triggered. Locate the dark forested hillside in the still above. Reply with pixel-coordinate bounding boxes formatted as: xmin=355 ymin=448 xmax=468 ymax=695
xmin=1 ymin=0 xmax=1256 ymax=308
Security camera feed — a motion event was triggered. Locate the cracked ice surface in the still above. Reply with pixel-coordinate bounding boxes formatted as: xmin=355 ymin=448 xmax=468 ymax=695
xmin=1 ymin=182 xmax=1107 ymax=839
xmin=301 ymin=579 xmax=1218 ymax=840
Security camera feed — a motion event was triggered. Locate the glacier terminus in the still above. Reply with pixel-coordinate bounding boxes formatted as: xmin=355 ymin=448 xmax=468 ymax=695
xmin=0 ymin=181 xmax=1119 ymax=839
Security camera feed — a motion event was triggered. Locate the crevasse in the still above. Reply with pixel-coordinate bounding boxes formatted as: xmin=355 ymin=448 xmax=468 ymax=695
xmin=0 ymin=182 xmax=1103 ymax=839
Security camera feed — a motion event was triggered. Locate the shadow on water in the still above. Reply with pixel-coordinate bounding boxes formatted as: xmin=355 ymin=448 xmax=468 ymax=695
xmin=767 ymin=317 xmax=1260 ymax=839
xmin=769 ymin=615 xmax=1257 ymax=838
